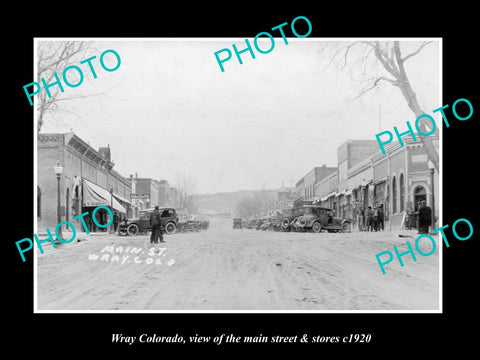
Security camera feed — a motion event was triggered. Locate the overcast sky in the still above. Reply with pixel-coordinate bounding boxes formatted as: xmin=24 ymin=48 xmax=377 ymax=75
xmin=39 ymin=38 xmax=440 ymax=194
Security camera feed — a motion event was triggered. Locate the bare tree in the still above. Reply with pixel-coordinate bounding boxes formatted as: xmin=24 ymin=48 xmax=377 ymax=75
xmin=235 ymin=190 xmax=276 ymax=218
xmin=175 ymin=174 xmax=198 ymax=211
xmin=36 ymin=41 xmax=112 ymax=133
xmin=325 ymin=41 xmax=439 ymax=171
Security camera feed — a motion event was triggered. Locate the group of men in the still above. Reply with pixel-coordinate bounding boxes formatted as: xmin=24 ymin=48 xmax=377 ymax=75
xmin=416 ymin=200 xmax=432 ymax=234
xmin=149 ymin=205 xmax=166 ymax=246
xmin=356 ymin=205 xmax=384 ymax=231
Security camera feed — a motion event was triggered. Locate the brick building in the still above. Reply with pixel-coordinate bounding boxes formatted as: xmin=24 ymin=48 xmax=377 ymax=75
xmin=155 ymin=179 xmax=170 ymax=206
xmin=37 ymin=132 xmax=133 ymax=231
xmin=295 ymin=165 xmax=337 ymax=202
xmin=311 ymin=137 xmax=439 ymax=230
xmin=133 ymin=177 xmax=159 ymax=208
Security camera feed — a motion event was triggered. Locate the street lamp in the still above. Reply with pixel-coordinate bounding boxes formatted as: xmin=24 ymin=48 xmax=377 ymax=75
xmin=54 ymin=161 xmax=63 ymax=240
xmin=428 ymin=160 xmax=436 ymax=230
xmin=109 ymin=186 xmax=114 ymax=234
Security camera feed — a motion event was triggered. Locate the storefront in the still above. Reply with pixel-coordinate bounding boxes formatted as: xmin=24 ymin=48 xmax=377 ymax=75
xmin=81 ymin=178 xmax=126 ymax=232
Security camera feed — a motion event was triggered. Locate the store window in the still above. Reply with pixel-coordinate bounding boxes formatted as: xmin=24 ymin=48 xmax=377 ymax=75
xmin=400 ymin=173 xmax=405 ymax=212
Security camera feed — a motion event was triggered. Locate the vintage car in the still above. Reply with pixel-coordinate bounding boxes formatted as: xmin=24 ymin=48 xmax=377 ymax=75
xmin=280 ymin=207 xmax=306 ymax=232
xmin=255 ymin=218 xmax=269 ymax=230
xmin=233 ymin=218 xmax=243 ymax=230
xmin=118 ymin=207 xmax=178 ymax=236
xmin=295 ymin=205 xmax=351 ymax=233
xmin=177 ymin=214 xmax=210 ymax=232
xmin=245 ymin=218 xmax=257 ymax=229
xmin=268 ymin=212 xmax=284 ymax=231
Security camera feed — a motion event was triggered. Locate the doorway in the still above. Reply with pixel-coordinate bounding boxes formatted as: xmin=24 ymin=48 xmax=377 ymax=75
xmin=414 ymin=186 xmax=426 ymax=211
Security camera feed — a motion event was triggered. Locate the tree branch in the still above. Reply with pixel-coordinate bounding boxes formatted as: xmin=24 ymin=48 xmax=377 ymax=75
xmin=353 ymin=76 xmax=398 ymax=100
xmin=322 ymin=42 xmax=360 ymax=71
xmin=401 ymin=41 xmax=432 ymax=63
xmin=373 ymin=41 xmax=400 ymax=79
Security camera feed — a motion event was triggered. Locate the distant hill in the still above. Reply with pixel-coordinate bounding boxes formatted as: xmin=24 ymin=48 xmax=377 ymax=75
xmin=192 ymin=188 xmax=294 ymax=216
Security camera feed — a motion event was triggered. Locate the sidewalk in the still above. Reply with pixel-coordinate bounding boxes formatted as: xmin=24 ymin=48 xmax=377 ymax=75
xmin=35 ymin=228 xmax=117 ymax=250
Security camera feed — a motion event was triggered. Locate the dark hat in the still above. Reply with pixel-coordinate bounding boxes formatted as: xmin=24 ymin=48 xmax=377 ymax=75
xmin=154 ymin=205 xmax=159 ymax=209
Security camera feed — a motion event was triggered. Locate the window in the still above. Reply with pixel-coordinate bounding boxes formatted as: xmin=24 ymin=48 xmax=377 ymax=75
xmin=392 ymin=176 xmax=397 ymax=213
xmin=161 ymin=209 xmax=174 ymax=217
xmin=400 ymin=173 xmax=405 ymax=212
xmin=37 ymin=186 xmax=41 ymax=219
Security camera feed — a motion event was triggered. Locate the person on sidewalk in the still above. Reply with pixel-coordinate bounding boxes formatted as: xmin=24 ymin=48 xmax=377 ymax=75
xmin=406 ymin=205 xmax=415 ymax=230
xmin=378 ymin=205 xmax=384 ymax=231
xmin=366 ymin=206 xmax=373 ymax=231
xmin=372 ymin=207 xmax=379 ymax=231
xmin=113 ymin=211 xmax=119 ymax=233
xmin=418 ymin=200 xmax=432 ymax=234
xmin=356 ymin=207 xmax=364 ymax=231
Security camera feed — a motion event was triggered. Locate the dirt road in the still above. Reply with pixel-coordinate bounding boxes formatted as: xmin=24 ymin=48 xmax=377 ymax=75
xmin=36 ymin=218 xmax=439 ymax=311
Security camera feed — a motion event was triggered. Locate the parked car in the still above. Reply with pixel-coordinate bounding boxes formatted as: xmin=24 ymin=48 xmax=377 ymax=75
xmin=280 ymin=207 xmax=305 ymax=232
xmin=118 ymin=207 xmax=178 ymax=236
xmin=295 ymin=205 xmax=351 ymax=233
xmin=245 ymin=218 xmax=257 ymax=229
xmin=178 ymin=214 xmax=209 ymax=232
xmin=233 ymin=218 xmax=243 ymax=230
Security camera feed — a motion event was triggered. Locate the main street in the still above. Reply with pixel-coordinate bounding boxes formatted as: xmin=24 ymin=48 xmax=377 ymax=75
xmin=36 ymin=218 xmax=439 ymax=311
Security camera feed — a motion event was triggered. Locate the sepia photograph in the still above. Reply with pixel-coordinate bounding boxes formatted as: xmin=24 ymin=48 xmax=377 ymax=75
xmin=33 ymin=38 xmax=441 ymax=312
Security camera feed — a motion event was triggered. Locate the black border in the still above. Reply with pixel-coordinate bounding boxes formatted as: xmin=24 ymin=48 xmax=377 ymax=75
xmin=7 ymin=4 xmax=478 ymax=355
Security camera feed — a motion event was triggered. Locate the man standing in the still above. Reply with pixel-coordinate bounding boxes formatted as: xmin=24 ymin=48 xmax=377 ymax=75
xmin=150 ymin=205 xmax=165 ymax=251
xmin=149 ymin=206 xmax=164 ymax=251
xmin=378 ymin=204 xmax=384 ymax=231
xmin=356 ymin=206 xmax=364 ymax=231
xmin=113 ymin=211 xmax=119 ymax=233
xmin=406 ymin=205 xmax=415 ymax=230
xmin=372 ymin=207 xmax=379 ymax=231
xmin=418 ymin=200 xmax=432 ymax=234
xmin=366 ymin=206 xmax=373 ymax=231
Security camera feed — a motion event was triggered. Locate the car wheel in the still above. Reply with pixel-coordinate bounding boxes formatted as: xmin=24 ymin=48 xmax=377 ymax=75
xmin=165 ymin=222 xmax=177 ymax=235
xmin=312 ymin=221 xmax=322 ymax=233
xmin=127 ymin=223 xmax=139 ymax=236
xmin=341 ymin=222 xmax=351 ymax=233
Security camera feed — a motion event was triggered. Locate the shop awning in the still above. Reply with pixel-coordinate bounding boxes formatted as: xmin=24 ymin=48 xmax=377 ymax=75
xmin=113 ymin=193 xmax=131 ymax=205
xmin=82 ymin=179 xmax=126 ymax=213
xmin=374 ymin=176 xmax=389 ymax=185
xmin=320 ymin=190 xmax=337 ymax=202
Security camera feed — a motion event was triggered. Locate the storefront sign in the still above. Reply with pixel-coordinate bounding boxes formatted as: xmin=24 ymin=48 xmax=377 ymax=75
xmin=130 ymin=194 xmax=150 ymax=200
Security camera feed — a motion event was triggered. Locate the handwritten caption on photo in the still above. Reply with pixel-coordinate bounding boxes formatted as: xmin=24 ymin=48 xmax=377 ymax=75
xmin=88 ymin=245 xmax=175 ymax=266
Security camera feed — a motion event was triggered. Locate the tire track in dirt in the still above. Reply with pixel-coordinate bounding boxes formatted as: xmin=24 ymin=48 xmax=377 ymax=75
xmin=36 ymin=220 xmax=440 ymax=311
